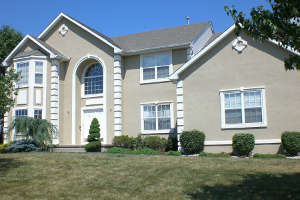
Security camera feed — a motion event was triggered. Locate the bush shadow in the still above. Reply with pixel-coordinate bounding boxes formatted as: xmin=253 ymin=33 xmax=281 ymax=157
xmin=187 ymin=173 xmax=300 ymax=200
xmin=0 ymin=157 xmax=23 ymax=173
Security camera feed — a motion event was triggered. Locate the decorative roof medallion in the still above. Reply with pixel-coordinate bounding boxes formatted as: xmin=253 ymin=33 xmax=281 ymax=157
xmin=59 ymin=24 xmax=68 ymax=36
xmin=232 ymin=36 xmax=247 ymax=52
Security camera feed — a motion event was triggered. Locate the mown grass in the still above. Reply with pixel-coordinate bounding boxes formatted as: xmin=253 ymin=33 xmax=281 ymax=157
xmin=0 ymin=152 xmax=300 ymax=200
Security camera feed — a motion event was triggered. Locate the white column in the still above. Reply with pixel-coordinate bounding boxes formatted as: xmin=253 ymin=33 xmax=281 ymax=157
xmin=176 ymin=80 xmax=184 ymax=150
xmin=50 ymin=60 xmax=60 ymax=144
xmin=3 ymin=112 xmax=9 ymax=143
xmin=113 ymin=55 xmax=122 ymax=136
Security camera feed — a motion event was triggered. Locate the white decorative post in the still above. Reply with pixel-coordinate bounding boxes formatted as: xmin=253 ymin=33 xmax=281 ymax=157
xmin=50 ymin=60 xmax=60 ymax=144
xmin=113 ymin=55 xmax=122 ymax=136
xmin=176 ymin=80 xmax=184 ymax=150
xmin=3 ymin=112 xmax=9 ymax=143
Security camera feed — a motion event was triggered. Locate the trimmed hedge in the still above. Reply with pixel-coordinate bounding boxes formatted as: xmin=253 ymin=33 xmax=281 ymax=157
xmin=232 ymin=133 xmax=255 ymax=156
xmin=180 ymin=130 xmax=205 ymax=154
xmin=281 ymin=131 xmax=300 ymax=156
xmin=113 ymin=135 xmax=134 ymax=149
xmin=85 ymin=141 xmax=101 ymax=152
xmin=143 ymin=136 xmax=167 ymax=152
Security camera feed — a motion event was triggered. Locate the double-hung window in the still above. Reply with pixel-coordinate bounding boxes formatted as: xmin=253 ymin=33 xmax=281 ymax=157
xmin=141 ymin=102 xmax=173 ymax=133
xmin=35 ymin=61 xmax=43 ymax=85
xmin=15 ymin=109 xmax=28 ymax=118
xmin=220 ymin=87 xmax=267 ymax=129
xmin=16 ymin=62 xmax=29 ymax=86
xmin=34 ymin=109 xmax=42 ymax=119
xmin=141 ymin=52 xmax=172 ymax=83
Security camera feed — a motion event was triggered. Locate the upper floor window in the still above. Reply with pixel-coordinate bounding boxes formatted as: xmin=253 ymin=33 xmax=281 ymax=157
xmin=35 ymin=61 xmax=43 ymax=85
xmin=220 ymin=87 xmax=267 ymax=129
xmin=84 ymin=63 xmax=103 ymax=95
xmin=140 ymin=52 xmax=172 ymax=83
xmin=16 ymin=62 xmax=29 ymax=86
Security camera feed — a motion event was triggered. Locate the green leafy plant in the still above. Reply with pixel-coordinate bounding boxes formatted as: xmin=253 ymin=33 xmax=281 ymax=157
xmin=166 ymin=134 xmax=178 ymax=151
xmin=180 ymin=130 xmax=205 ymax=154
xmin=8 ymin=117 xmax=56 ymax=150
xmin=0 ymin=141 xmax=13 ymax=153
xmin=5 ymin=139 xmax=41 ymax=153
xmin=232 ymin=133 xmax=255 ymax=156
xmin=106 ymin=147 xmax=160 ymax=155
xmin=134 ymin=134 xmax=145 ymax=150
xmin=135 ymin=148 xmax=160 ymax=155
xmin=281 ymin=131 xmax=300 ymax=156
xmin=143 ymin=136 xmax=167 ymax=152
xmin=113 ymin=135 xmax=134 ymax=149
xmin=85 ymin=118 xmax=101 ymax=152
xmin=253 ymin=153 xmax=286 ymax=159
xmin=166 ymin=151 xmax=181 ymax=156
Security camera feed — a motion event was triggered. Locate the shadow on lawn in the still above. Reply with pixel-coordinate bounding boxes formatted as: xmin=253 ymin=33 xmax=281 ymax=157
xmin=0 ymin=158 xmax=23 ymax=173
xmin=187 ymin=173 xmax=300 ymax=200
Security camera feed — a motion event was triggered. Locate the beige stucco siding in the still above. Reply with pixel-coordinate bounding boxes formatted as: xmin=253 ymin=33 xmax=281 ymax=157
xmin=43 ymin=18 xmax=114 ymax=144
xmin=181 ymin=33 xmax=300 ymax=145
xmin=122 ymin=49 xmax=186 ymax=137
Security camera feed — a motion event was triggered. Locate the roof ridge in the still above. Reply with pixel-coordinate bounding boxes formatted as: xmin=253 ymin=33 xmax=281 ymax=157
xmin=111 ymin=21 xmax=210 ymax=39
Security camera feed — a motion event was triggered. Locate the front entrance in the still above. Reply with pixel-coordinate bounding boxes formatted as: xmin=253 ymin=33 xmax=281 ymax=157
xmin=81 ymin=108 xmax=104 ymax=144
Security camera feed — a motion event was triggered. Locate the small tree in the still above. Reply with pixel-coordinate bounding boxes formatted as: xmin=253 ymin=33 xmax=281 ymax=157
xmin=85 ymin=118 xmax=101 ymax=152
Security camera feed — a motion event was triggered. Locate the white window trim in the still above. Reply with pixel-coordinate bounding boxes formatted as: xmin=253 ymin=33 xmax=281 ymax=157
xmin=140 ymin=101 xmax=174 ymax=134
xmin=220 ymin=86 xmax=267 ymax=129
xmin=81 ymin=62 xmax=104 ymax=99
xmin=34 ymin=61 xmax=44 ymax=86
xmin=139 ymin=51 xmax=173 ymax=84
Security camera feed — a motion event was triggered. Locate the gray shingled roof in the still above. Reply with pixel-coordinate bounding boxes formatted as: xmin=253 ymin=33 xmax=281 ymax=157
xmin=111 ymin=22 xmax=210 ymax=53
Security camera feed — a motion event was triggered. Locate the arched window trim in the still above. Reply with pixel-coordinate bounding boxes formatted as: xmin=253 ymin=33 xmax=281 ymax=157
xmin=81 ymin=62 xmax=104 ymax=98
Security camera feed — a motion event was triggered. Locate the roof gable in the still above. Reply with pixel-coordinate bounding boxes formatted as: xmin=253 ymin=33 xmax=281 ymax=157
xmin=2 ymin=35 xmax=68 ymax=66
xmin=38 ymin=13 xmax=122 ymax=53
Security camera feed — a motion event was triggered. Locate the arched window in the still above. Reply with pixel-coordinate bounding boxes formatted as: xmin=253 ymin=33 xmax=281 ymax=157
xmin=84 ymin=63 xmax=103 ymax=95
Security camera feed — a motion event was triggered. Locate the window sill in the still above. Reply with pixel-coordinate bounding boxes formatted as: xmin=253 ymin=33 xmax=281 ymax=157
xmin=141 ymin=129 xmax=173 ymax=134
xmin=140 ymin=78 xmax=171 ymax=85
xmin=34 ymin=84 xmax=43 ymax=88
xmin=221 ymin=123 xmax=267 ymax=130
xmin=82 ymin=94 xmax=103 ymax=99
xmin=17 ymin=85 xmax=29 ymax=89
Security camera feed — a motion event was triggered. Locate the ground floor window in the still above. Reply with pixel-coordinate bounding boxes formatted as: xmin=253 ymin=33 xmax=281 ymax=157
xmin=34 ymin=109 xmax=42 ymax=119
xmin=15 ymin=109 xmax=28 ymax=118
xmin=220 ymin=87 xmax=267 ymax=129
xmin=141 ymin=102 xmax=173 ymax=133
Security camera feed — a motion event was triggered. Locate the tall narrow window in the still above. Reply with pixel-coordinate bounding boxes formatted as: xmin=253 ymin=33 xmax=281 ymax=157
xmin=141 ymin=103 xmax=172 ymax=133
xmin=141 ymin=52 xmax=171 ymax=83
xmin=35 ymin=61 xmax=43 ymax=84
xmin=34 ymin=109 xmax=42 ymax=119
xmin=16 ymin=62 xmax=29 ymax=86
xmin=84 ymin=63 xmax=103 ymax=95
xmin=220 ymin=88 xmax=266 ymax=129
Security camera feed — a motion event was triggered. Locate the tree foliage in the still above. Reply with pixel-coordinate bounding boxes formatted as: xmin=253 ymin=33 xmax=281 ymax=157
xmin=85 ymin=118 xmax=101 ymax=152
xmin=225 ymin=0 xmax=300 ymax=70
xmin=8 ymin=117 xmax=57 ymax=150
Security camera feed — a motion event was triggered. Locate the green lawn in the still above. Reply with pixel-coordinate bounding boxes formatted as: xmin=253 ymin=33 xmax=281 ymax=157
xmin=0 ymin=153 xmax=300 ymax=200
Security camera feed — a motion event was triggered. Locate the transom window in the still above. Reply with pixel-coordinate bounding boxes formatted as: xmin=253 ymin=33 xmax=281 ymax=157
xmin=15 ymin=109 xmax=28 ymax=118
xmin=35 ymin=61 xmax=43 ymax=84
xmin=141 ymin=52 xmax=171 ymax=83
xmin=84 ymin=63 xmax=103 ymax=95
xmin=16 ymin=62 xmax=29 ymax=86
xmin=34 ymin=109 xmax=42 ymax=119
xmin=141 ymin=103 xmax=173 ymax=133
xmin=220 ymin=88 xmax=267 ymax=129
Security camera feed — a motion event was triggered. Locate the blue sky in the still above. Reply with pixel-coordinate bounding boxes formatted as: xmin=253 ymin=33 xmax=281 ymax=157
xmin=1 ymin=0 xmax=270 ymax=37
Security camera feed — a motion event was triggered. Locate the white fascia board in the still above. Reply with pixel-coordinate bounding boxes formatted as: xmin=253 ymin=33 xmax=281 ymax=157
xmin=169 ymin=24 xmax=236 ymax=80
xmin=38 ymin=12 xmax=122 ymax=53
xmin=268 ymin=39 xmax=300 ymax=56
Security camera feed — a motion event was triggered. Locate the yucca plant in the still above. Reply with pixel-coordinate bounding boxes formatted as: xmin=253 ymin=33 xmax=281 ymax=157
xmin=8 ymin=117 xmax=57 ymax=150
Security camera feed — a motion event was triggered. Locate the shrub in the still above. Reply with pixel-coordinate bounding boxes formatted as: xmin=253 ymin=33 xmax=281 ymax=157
xmin=85 ymin=141 xmax=101 ymax=152
xmin=6 ymin=139 xmax=41 ymax=153
xmin=232 ymin=133 xmax=255 ymax=156
xmin=166 ymin=134 xmax=178 ymax=151
xmin=281 ymin=131 xmax=300 ymax=156
xmin=166 ymin=151 xmax=181 ymax=156
xmin=180 ymin=130 xmax=205 ymax=154
xmin=199 ymin=152 xmax=231 ymax=157
xmin=134 ymin=134 xmax=145 ymax=150
xmin=106 ymin=147 xmax=133 ymax=154
xmin=0 ymin=141 xmax=13 ymax=153
xmin=113 ymin=135 xmax=134 ymax=149
xmin=85 ymin=118 xmax=101 ymax=152
xmin=143 ymin=136 xmax=167 ymax=151
xmin=253 ymin=153 xmax=286 ymax=159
